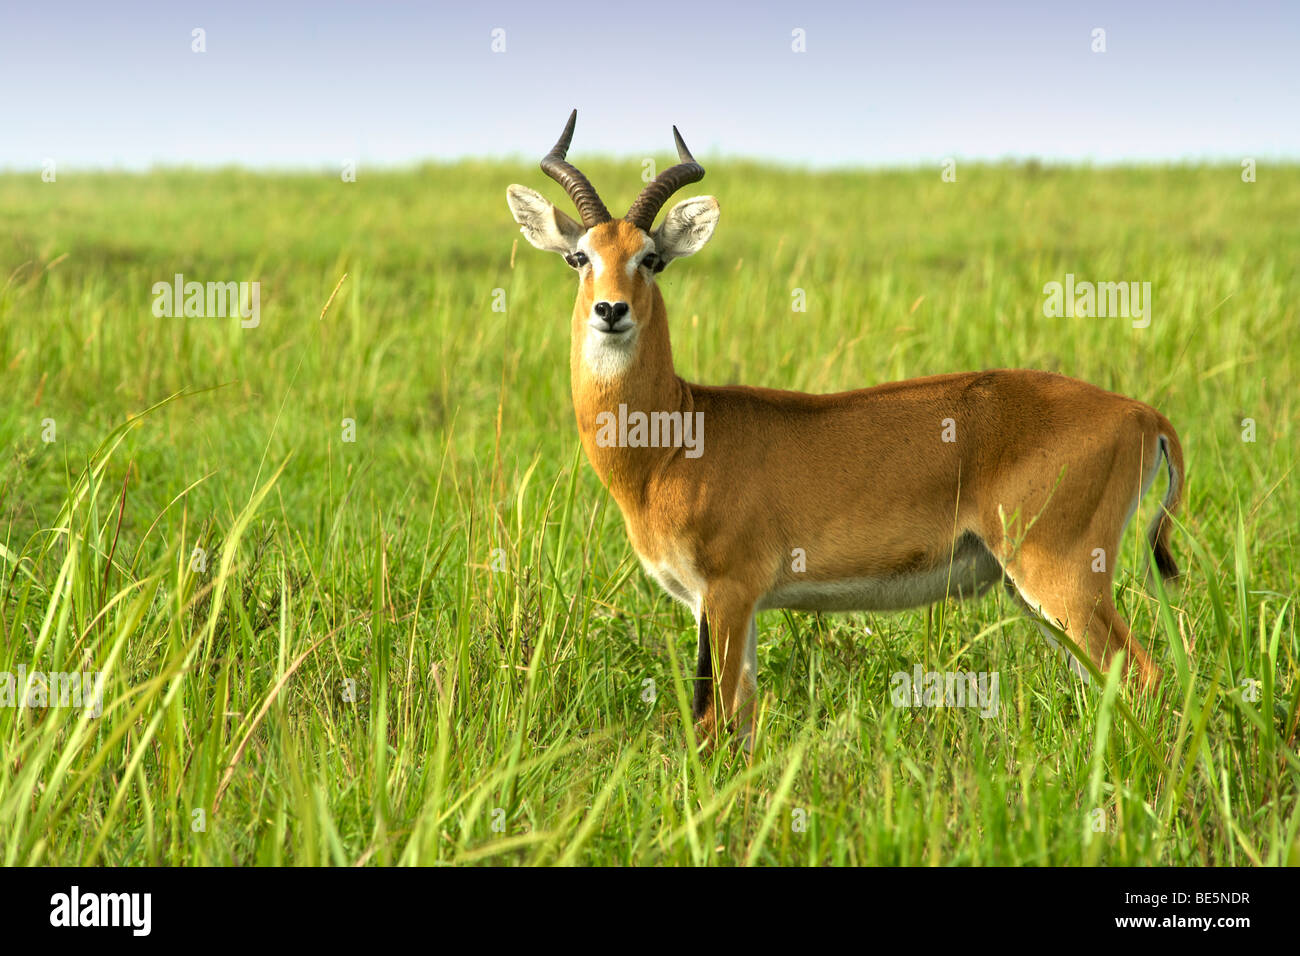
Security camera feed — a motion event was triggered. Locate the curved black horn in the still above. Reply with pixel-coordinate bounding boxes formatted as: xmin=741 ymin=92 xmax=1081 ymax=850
xmin=539 ymin=110 xmax=611 ymax=228
xmin=624 ymin=126 xmax=705 ymax=231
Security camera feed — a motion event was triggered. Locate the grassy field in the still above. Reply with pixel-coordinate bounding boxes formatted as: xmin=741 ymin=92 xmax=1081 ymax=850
xmin=0 ymin=161 xmax=1296 ymax=865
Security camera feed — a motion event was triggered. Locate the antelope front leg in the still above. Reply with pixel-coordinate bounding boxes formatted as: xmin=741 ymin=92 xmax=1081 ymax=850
xmin=691 ymin=612 xmax=714 ymax=724
xmin=693 ymin=586 xmax=759 ymax=749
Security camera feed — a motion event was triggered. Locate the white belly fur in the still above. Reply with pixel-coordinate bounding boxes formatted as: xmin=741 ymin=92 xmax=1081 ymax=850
xmin=643 ymin=536 xmax=1003 ymax=615
xmin=759 ymin=559 xmax=1001 ymax=612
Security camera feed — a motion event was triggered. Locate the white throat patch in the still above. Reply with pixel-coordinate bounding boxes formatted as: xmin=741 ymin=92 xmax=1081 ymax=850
xmin=582 ymin=325 xmax=639 ymax=380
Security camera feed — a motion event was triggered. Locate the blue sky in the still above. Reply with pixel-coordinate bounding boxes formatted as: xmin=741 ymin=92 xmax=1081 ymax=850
xmin=2 ymin=0 xmax=1297 ymax=169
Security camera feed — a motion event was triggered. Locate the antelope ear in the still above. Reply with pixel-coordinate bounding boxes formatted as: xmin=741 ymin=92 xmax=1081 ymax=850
xmin=506 ymin=185 xmax=584 ymax=255
xmin=652 ymin=196 xmax=719 ymax=266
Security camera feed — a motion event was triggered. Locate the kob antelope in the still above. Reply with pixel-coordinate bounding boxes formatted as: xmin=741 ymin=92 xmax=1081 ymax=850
xmin=507 ymin=111 xmax=1185 ymax=745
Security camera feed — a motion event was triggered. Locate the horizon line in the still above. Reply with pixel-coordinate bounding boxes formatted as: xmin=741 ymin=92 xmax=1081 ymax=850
xmin=4 ymin=153 xmax=1296 ymax=176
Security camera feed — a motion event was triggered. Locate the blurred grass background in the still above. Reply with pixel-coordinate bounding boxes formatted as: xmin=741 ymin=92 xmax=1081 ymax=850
xmin=0 ymin=161 xmax=1296 ymax=864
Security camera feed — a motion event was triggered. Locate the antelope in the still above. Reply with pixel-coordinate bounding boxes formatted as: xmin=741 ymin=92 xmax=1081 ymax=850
xmin=506 ymin=111 xmax=1185 ymax=747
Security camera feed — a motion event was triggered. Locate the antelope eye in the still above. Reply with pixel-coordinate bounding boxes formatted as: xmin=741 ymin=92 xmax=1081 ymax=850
xmin=565 ymin=251 xmax=589 ymax=269
xmin=641 ymin=253 xmax=659 ymax=272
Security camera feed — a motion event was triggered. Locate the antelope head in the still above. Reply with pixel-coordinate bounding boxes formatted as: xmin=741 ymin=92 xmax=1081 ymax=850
xmin=506 ymin=110 xmax=720 ymax=383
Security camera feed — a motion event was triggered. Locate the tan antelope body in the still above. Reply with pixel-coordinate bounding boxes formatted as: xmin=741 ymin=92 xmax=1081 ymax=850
xmin=508 ymin=112 xmax=1185 ymax=745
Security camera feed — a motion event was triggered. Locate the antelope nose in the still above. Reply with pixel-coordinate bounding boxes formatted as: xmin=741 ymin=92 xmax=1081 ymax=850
xmin=593 ymin=301 xmax=630 ymax=329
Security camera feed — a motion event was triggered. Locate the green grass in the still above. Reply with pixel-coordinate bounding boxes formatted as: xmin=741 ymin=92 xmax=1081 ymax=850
xmin=0 ymin=161 xmax=1296 ymax=865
